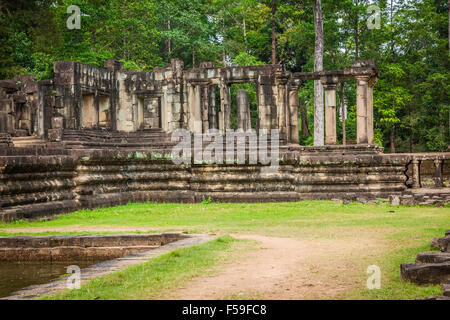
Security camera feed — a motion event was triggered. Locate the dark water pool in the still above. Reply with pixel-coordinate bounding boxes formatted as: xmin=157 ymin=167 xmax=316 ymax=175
xmin=0 ymin=261 xmax=100 ymax=298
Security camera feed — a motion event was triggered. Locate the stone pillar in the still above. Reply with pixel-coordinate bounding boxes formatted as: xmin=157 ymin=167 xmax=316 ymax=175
xmin=433 ymin=159 xmax=444 ymax=188
xmin=219 ymin=83 xmax=231 ymax=132
xmin=321 ymin=76 xmax=339 ymax=145
xmin=208 ymin=85 xmax=217 ymax=129
xmin=201 ymin=86 xmax=210 ymax=133
xmin=367 ymin=77 xmax=378 ymax=145
xmin=411 ymin=159 xmax=422 ymax=189
xmin=0 ymin=89 xmax=13 ymax=146
xmin=48 ymin=116 xmax=63 ymax=142
xmin=276 ymin=73 xmax=289 ymax=141
xmin=193 ymin=85 xmax=202 ymax=134
xmin=188 ymin=83 xmax=196 ymax=132
xmin=257 ymin=81 xmax=272 ymax=131
xmin=0 ymin=92 xmax=14 ymax=134
xmin=356 ymin=76 xmax=370 ymax=144
xmin=288 ymin=82 xmax=301 ymax=144
xmin=236 ymin=90 xmax=251 ymax=131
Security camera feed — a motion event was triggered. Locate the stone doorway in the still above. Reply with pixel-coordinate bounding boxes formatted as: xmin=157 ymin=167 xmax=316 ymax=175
xmin=98 ymin=95 xmax=111 ymax=128
xmin=137 ymin=97 xmax=161 ymax=130
xmin=13 ymin=102 xmax=31 ymax=137
xmin=81 ymin=93 xmax=97 ymax=128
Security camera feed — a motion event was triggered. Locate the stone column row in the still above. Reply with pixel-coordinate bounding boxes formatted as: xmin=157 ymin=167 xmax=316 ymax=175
xmin=410 ymin=159 xmax=445 ymax=189
xmin=310 ymin=74 xmax=378 ymax=146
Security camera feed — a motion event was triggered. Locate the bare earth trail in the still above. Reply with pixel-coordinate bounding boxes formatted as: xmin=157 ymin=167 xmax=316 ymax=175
xmin=164 ymin=234 xmax=388 ymax=300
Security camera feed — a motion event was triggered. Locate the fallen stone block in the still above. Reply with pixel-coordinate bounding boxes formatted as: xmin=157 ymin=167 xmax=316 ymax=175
xmin=416 ymin=252 xmax=450 ymax=264
xmin=435 ymin=236 xmax=450 ymax=252
xmin=401 ymin=262 xmax=450 ymax=284
xmin=390 ymin=195 xmax=400 ymax=206
xmin=416 ymin=296 xmax=450 ymax=301
xmin=431 ymin=237 xmax=441 ymax=250
xmin=400 ymin=195 xmax=415 ymax=206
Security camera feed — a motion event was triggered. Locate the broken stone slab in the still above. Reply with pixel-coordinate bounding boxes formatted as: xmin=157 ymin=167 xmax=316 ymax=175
xmin=400 ymin=262 xmax=450 ymax=284
xmin=432 ymin=236 xmax=450 ymax=252
xmin=416 ymin=252 xmax=450 ymax=264
xmin=432 ymin=237 xmax=441 ymax=250
xmin=416 ymin=296 xmax=450 ymax=301
xmin=389 ymin=195 xmax=400 ymax=206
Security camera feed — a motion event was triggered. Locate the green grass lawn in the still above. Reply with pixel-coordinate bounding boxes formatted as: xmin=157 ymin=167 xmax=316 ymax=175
xmin=1 ymin=201 xmax=449 ymax=300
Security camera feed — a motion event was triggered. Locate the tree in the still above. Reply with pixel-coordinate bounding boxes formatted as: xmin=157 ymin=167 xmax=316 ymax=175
xmin=313 ymin=0 xmax=324 ymax=146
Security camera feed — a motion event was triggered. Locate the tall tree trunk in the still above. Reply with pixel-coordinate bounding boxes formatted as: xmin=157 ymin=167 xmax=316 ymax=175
xmin=192 ymin=47 xmax=195 ymax=68
xmin=354 ymin=0 xmax=359 ymax=59
xmin=390 ymin=125 xmax=396 ymax=153
xmin=340 ymin=82 xmax=346 ymax=145
xmin=390 ymin=0 xmax=394 ymax=57
xmin=165 ymin=19 xmax=171 ymax=62
xmin=271 ymin=0 xmax=277 ymax=64
xmin=313 ymin=0 xmax=324 ymax=146
xmin=222 ymin=11 xmax=227 ymax=67
xmin=243 ymin=16 xmax=247 ymax=53
xmin=300 ymin=101 xmax=311 ymax=137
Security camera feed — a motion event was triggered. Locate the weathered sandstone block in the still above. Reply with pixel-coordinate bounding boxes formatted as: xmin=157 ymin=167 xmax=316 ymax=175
xmin=432 ymin=236 xmax=450 ymax=252
xmin=401 ymin=262 xmax=450 ymax=284
xmin=416 ymin=252 xmax=450 ymax=264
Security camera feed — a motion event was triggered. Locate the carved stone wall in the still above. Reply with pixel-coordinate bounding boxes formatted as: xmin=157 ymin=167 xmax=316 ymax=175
xmin=0 ymin=147 xmax=409 ymax=222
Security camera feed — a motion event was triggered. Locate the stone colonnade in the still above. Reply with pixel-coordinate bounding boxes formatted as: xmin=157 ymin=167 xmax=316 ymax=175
xmin=184 ymin=64 xmax=289 ymax=140
xmin=410 ymin=158 xmax=446 ymax=189
xmin=291 ymin=60 xmax=379 ymax=146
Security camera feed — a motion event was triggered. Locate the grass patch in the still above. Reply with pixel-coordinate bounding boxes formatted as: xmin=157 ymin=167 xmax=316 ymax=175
xmin=41 ymin=235 xmax=248 ymax=300
xmin=339 ymin=241 xmax=443 ymax=300
xmin=1 ymin=201 xmax=449 ymax=239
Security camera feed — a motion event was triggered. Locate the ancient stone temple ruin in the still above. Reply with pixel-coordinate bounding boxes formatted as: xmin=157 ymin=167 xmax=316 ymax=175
xmin=0 ymin=59 xmax=380 ymax=145
xmin=0 ymin=59 xmax=448 ymax=222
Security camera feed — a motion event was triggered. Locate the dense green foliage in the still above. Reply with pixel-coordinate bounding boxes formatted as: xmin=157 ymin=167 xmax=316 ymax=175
xmin=0 ymin=0 xmax=448 ymax=151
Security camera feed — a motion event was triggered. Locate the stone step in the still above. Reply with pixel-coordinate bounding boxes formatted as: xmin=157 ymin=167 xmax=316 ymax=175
xmin=12 ymin=136 xmax=47 ymax=148
xmin=0 ymin=233 xmax=186 ymax=248
xmin=0 ymin=245 xmax=161 ymax=262
xmin=401 ymin=262 xmax=450 ymax=284
xmin=416 ymin=252 xmax=450 ymax=264
xmin=0 ymin=200 xmax=81 ymax=223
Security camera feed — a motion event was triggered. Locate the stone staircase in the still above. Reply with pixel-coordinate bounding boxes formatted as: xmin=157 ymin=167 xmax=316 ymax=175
xmin=401 ymin=230 xmax=450 ymax=300
xmin=61 ymin=129 xmax=289 ymax=155
xmin=12 ymin=136 xmax=47 ymax=148
xmin=62 ymin=129 xmax=177 ymax=151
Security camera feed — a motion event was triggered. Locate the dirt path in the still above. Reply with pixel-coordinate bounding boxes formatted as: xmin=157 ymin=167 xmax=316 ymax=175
xmin=164 ymin=233 xmax=387 ymax=300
